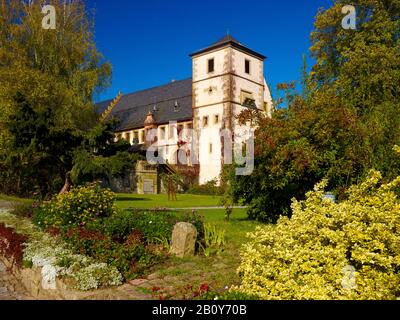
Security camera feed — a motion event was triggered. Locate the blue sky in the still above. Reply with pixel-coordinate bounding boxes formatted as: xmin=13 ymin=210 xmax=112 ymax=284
xmin=87 ymin=0 xmax=333 ymax=102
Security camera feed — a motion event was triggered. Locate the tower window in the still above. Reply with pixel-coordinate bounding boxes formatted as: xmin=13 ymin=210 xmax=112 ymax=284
xmin=214 ymin=114 xmax=220 ymax=124
xmin=245 ymin=59 xmax=250 ymax=74
xmin=203 ymin=116 xmax=209 ymax=127
xmin=209 ymin=143 xmax=213 ymax=154
xmin=208 ymin=58 xmax=214 ymax=73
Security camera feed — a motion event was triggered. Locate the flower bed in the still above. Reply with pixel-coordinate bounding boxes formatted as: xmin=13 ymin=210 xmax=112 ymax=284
xmin=27 ymin=185 xmax=206 ymax=286
xmin=0 ymin=209 xmax=123 ymax=291
xmin=1 ymin=185 xmax=211 ymax=293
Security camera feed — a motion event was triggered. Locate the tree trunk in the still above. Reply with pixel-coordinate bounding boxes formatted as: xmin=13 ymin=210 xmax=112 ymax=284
xmin=59 ymin=172 xmax=71 ymax=194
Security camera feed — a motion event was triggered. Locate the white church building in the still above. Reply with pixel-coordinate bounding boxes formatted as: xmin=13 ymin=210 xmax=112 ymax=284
xmin=98 ymin=35 xmax=273 ymax=190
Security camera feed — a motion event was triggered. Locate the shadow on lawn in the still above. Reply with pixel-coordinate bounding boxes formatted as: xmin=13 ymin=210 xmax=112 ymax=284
xmin=115 ymin=197 xmax=150 ymax=202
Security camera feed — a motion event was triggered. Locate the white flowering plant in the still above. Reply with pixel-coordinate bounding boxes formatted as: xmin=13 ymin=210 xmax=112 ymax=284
xmin=0 ymin=209 xmax=123 ymax=291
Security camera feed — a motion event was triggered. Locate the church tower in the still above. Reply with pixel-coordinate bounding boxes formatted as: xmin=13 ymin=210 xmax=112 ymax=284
xmin=190 ymin=35 xmax=272 ymax=184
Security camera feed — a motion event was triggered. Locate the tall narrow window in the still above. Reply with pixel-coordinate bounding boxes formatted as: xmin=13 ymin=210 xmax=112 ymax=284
xmin=208 ymin=58 xmax=214 ymax=73
xmin=245 ymin=59 xmax=250 ymax=74
xmin=203 ymin=116 xmax=209 ymax=127
xmin=209 ymin=143 xmax=213 ymax=154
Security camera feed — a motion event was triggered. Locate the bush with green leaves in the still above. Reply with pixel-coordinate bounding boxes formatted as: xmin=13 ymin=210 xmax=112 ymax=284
xmin=186 ymin=179 xmax=223 ymax=195
xmin=32 ymin=184 xmax=117 ymax=229
xmin=103 ymin=209 xmax=179 ymax=243
xmin=103 ymin=209 xmax=205 ymax=245
xmin=58 ymin=224 xmax=161 ymax=280
xmin=235 ymin=170 xmax=400 ymax=300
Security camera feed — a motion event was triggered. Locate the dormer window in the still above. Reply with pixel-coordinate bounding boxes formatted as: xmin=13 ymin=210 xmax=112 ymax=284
xmin=174 ymin=100 xmax=180 ymax=112
xmin=208 ymin=58 xmax=214 ymax=73
xmin=245 ymin=59 xmax=250 ymax=74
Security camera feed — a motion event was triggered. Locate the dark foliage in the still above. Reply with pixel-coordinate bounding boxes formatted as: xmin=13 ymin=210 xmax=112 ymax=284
xmin=0 ymin=223 xmax=27 ymax=268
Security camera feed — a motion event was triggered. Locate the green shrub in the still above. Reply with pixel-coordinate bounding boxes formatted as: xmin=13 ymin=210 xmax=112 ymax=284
xmin=103 ymin=209 xmax=205 ymax=244
xmin=177 ymin=210 xmax=205 ymax=245
xmin=60 ymin=225 xmax=151 ymax=280
xmin=32 ymin=184 xmax=117 ymax=229
xmin=235 ymin=170 xmax=400 ymax=300
xmin=186 ymin=179 xmax=223 ymax=195
xmin=103 ymin=209 xmax=180 ymax=243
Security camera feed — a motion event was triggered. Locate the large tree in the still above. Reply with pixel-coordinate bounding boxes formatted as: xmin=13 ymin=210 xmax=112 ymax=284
xmin=0 ymin=0 xmax=127 ymax=196
xmin=227 ymin=0 xmax=400 ymax=222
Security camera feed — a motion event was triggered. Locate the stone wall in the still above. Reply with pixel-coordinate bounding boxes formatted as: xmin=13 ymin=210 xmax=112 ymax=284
xmin=0 ymin=256 xmax=136 ymax=300
xmin=101 ymin=161 xmax=162 ymax=194
xmin=102 ymin=168 xmax=138 ymax=193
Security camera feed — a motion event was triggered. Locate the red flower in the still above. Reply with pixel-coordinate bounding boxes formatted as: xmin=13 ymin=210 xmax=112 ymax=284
xmin=199 ymin=283 xmax=209 ymax=292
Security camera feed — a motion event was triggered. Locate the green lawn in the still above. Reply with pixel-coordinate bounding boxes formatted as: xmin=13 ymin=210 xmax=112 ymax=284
xmin=115 ymin=193 xmax=222 ymax=209
xmin=0 ymin=193 xmax=33 ymax=205
xmin=115 ymin=193 xmax=256 ymax=247
xmin=198 ymin=208 xmax=259 ymax=247
xmin=140 ymin=207 xmax=261 ymax=298
xmin=114 ymin=193 xmax=262 ymax=297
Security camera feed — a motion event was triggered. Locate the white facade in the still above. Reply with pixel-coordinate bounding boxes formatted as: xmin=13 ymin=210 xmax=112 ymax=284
xmin=191 ymin=41 xmax=272 ymax=184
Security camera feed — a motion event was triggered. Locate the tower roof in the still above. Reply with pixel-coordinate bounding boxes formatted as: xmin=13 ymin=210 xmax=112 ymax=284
xmin=189 ymin=35 xmax=266 ymax=60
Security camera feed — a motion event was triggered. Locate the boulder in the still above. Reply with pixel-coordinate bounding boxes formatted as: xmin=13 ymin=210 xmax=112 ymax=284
xmin=170 ymin=222 xmax=197 ymax=257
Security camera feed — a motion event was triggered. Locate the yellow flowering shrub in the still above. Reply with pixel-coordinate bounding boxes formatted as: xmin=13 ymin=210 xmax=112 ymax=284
xmin=33 ymin=185 xmax=117 ymax=229
xmin=236 ymin=170 xmax=400 ymax=299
